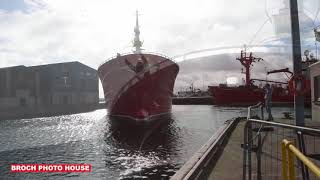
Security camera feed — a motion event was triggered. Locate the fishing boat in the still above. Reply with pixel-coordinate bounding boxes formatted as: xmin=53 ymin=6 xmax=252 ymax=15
xmin=98 ymin=11 xmax=179 ymax=121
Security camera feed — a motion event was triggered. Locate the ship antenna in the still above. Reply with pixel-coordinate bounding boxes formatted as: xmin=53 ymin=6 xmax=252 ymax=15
xmin=133 ymin=10 xmax=143 ymax=53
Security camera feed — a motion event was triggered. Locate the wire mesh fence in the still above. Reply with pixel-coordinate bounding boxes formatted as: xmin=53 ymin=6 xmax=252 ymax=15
xmin=243 ymin=104 xmax=320 ymax=180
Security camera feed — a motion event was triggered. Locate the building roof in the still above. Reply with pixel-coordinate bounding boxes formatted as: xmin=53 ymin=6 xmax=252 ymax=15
xmin=0 ymin=61 xmax=96 ymax=72
xmin=30 ymin=61 xmax=79 ymax=67
xmin=309 ymin=61 xmax=320 ymax=69
xmin=0 ymin=65 xmax=27 ymax=70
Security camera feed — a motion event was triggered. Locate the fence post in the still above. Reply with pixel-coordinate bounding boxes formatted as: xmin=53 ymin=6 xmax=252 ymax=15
xmin=243 ymin=122 xmax=249 ymax=180
xmin=260 ymin=105 xmax=264 ymax=120
xmin=297 ymin=131 xmax=310 ymax=180
xmin=257 ymin=133 xmax=262 ymax=180
xmin=248 ymin=121 xmax=252 ymax=180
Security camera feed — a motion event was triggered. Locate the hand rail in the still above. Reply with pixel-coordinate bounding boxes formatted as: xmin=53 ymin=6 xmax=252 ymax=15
xmin=282 ymin=139 xmax=320 ymax=180
xmin=247 ymin=119 xmax=320 ymax=134
xmin=247 ymin=102 xmax=264 ymax=120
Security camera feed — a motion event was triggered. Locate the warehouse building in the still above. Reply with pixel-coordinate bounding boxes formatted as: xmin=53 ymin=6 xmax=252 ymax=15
xmin=0 ymin=61 xmax=99 ymax=119
xmin=310 ymin=61 xmax=320 ymax=121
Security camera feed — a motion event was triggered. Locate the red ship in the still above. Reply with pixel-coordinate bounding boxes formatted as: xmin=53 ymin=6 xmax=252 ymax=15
xmin=209 ymin=50 xmax=314 ymax=106
xmin=98 ymin=11 xmax=179 ymax=121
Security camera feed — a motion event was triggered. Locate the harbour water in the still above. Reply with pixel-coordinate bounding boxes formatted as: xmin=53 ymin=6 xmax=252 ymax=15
xmin=0 ymin=105 xmax=295 ymax=179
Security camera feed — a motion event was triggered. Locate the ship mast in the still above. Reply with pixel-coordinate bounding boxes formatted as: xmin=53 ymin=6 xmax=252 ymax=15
xmin=133 ymin=10 xmax=143 ymax=54
xmin=237 ymin=50 xmax=263 ymax=87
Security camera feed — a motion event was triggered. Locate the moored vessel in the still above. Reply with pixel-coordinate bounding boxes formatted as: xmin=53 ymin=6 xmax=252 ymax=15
xmin=98 ymin=11 xmax=179 ymax=121
xmin=209 ymin=50 xmax=315 ymax=106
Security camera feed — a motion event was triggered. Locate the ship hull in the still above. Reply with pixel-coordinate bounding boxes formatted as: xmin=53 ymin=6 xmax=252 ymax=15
xmin=209 ymin=86 xmax=264 ymax=106
xmin=98 ymin=53 xmax=179 ymax=122
xmin=208 ymin=86 xmax=309 ymax=106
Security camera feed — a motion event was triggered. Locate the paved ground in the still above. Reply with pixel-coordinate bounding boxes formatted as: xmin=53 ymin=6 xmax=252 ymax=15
xmin=208 ymin=118 xmax=320 ymax=180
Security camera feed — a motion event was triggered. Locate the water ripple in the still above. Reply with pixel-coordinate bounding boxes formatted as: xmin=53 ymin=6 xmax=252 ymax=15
xmin=0 ymin=105 xmax=256 ymax=179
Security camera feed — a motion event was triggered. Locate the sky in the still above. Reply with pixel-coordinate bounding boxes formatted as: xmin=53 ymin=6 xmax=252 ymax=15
xmin=0 ymin=0 xmax=319 ymax=96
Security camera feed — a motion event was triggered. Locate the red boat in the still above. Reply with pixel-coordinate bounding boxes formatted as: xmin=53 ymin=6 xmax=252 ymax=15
xmin=209 ymin=50 xmax=314 ymax=106
xmin=98 ymin=12 xmax=179 ymax=121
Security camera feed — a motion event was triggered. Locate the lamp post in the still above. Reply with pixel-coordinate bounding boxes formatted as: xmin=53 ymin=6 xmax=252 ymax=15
xmin=289 ymin=0 xmax=304 ymax=126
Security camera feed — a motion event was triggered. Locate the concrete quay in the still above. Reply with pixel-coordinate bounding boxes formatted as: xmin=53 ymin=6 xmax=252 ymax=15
xmin=172 ymin=118 xmax=320 ymax=180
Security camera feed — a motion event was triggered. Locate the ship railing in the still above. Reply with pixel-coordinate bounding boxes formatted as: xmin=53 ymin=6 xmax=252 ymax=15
xmin=243 ymin=103 xmax=320 ymax=180
xmin=109 ymin=58 xmax=174 ymax=111
xmin=250 ymin=79 xmax=288 ymax=85
xmin=98 ymin=51 xmax=177 ymax=68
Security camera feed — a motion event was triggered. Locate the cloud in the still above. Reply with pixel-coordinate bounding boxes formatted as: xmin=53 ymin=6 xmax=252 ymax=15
xmin=174 ymin=51 xmax=300 ymax=92
xmin=0 ymin=0 xmax=319 ymax=97
xmin=1 ymin=0 xmax=319 ymax=66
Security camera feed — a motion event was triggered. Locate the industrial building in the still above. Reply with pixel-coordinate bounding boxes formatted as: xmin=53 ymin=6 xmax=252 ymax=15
xmin=0 ymin=61 xmax=99 ymax=119
xmin=310 ymin=61 xmax=320 ymax=121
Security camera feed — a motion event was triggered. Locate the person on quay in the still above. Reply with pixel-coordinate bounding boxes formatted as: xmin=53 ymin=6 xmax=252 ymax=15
xmin=263 ymin=83 xmax=273 ymax=121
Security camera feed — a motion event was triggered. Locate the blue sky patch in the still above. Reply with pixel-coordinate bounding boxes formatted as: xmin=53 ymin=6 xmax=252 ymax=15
xmin=0 ymin=0 xmax=28 ymax=12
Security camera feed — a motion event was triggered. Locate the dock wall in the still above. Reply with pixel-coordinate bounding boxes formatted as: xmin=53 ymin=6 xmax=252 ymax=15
xmin=171 ymin=117 xmax=242 ymax=180
xmin=172 ymin=97 xmax=213 ymax=105
xmin=0 ymin=103 xmax=101 ymax=120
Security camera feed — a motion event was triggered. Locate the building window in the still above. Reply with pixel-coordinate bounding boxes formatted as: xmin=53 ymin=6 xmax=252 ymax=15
xmin=80 ymin=79 xmax=86 ymax=90
xmin=315 ymin=75 xmax=320 ymax=103
xmin=55 ymin=74 xmax=71 ymax=88
xmin=62 ymin=95 xmax=69 ymax=104
xmin=20 ymin=98 xmax=26 ymax=106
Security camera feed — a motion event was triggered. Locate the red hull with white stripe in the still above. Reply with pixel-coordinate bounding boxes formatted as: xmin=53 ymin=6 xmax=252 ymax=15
xmin=98 ymin=53 xmax=179 ymax=121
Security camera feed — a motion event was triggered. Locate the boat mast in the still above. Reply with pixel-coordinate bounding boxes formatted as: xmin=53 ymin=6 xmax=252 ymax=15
xmin=133 ymin=10 xmax=143 ymax=54
xmin=237 ymin=50 xmax=262 ymax=87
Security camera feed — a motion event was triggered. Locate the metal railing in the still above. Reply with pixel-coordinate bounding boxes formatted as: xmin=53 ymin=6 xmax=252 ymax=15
xmin=243 ymin=103 xmax=320 ymax=180
xmin=282 ymin=139 xmax=320 ymax=180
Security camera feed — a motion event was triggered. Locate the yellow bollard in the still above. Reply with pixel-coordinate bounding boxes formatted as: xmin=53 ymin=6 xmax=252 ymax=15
xmin=288 ymin=141 xmax=320 ymax=178
xmin=282 ymin=139 xmax=320 ymax=179
xmin=282 ymin=141 xmax=288 ymax=180
xmin=282 ymin=139 xmax=295 ymax=180
xmin=288 ymin=149 xmax=295 ymax=180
